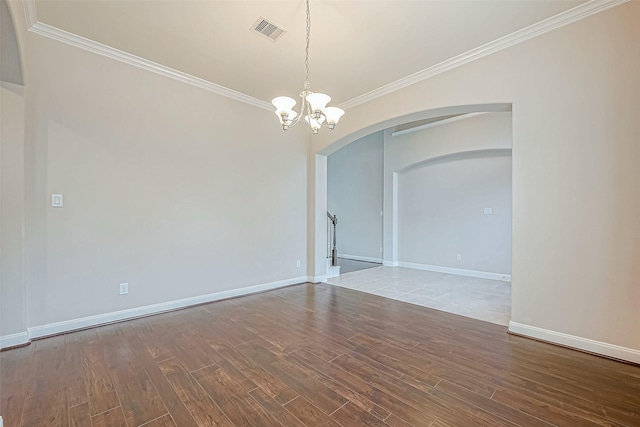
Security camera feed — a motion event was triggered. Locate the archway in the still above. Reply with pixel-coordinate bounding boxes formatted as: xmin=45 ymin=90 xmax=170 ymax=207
xmin=314 ymin=105 xmax=513 ymax=324
xmin=312 ymin=103 xmax=512 ymax=278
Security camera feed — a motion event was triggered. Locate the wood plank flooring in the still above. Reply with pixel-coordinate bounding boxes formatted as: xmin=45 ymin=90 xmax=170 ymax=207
xmin=2 ymin=283 xmax=640 ymax=426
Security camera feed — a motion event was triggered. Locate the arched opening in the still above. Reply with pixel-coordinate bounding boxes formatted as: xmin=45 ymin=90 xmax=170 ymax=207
xmin=1 ymin=0 xmax=25 ymax=87
xmin=318 ymin=105 xmax=513 ymax=325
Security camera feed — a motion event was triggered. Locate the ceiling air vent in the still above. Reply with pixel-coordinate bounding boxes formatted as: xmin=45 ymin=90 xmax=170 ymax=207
xmin=251 ymin=16 xmax=286 ymax=42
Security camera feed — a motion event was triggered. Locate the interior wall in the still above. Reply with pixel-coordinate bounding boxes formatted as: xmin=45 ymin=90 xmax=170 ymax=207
xmin=1 ymin=0 xmax=28 ymax=345
xmin=1 ymin=84 xmax=27 ymax=338
xmin=21 ymin=31 xmax=309 ymax=329
xmin=314 ymin=2 xmax=640 ymax=358
xmin=398 ymin=155 xmax=512 ymax=274
xmin=327 ymin=131 xmax=383 ymax=261
xmin=384 ymin=112 xmax=513 ymax=266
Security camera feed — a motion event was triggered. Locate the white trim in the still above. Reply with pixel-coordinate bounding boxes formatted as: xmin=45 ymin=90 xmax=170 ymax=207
xmin=326 ymin=265 xmax=341 ymax=279
xmin=309 ymin=275 xmax=328 ymax=283
xmin=383 ymin=261 xmax=399 ymax=267
xmin=25 ymin=22 xmax=273 ymax=111
xmin=390 ymin=113 xmax=486 ymax=137
xmin=398 ymin=261 xmax=511 ymax=282
xmin=509 ymin=321 xmax=640 ymax=364
xmin=27 ymin=276 xmax=306 ymax=339
xmin=22 ymin=0 xmax=37 ymax=28
xmin=0 ymin=331 xmax=29 ymax=349
xmin=339 ymin=0 xmax=630 ymax=110
xmin=339 ymin=254 xmax=383 ymax=264
xmin=391 ymin=172 xmax=399 ymax=265
xmin=21 ymin=0 xmax=627 ymax=113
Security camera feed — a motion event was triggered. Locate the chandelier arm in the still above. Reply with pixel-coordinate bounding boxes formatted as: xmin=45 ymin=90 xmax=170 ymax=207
xmin=288 ymin=107 xmax=305 ymax=129
xmin=319 ymin=119 xmax=334 ymax=129
xmin=282 ymin=95 xmax=309 ymax=130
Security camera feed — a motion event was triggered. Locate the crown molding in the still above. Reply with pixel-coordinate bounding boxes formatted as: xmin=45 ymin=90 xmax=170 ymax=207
xmin=21 ymin=0 xmax=628 ymax=112
xmin=22 ymin=4 xmax=272 ymax=111
xmin=339 ymin=0 xmax=630 ymax=110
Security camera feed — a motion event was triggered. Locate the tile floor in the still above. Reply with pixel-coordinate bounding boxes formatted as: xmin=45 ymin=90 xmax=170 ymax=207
xmin=326 ymin=266 xmax=511 ymax=326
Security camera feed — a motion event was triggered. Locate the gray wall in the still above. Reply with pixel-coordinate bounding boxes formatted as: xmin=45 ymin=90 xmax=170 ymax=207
xmin=398 ymin=154 xmax=512 ymax=274
xmin=327 ymin=131 xmax=383 ymax=261
xmin=384 ymin=112 xmax=513 ymax=271
xmin=327 ymin=113 xmax=512 ymax=274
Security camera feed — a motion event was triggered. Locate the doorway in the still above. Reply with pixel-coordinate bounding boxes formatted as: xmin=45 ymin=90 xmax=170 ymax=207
xmin=322 ymin=111 xmax=513 ymax=326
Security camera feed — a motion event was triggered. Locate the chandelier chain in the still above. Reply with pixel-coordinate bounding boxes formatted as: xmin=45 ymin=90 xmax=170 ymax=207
xmin=271 ymin=0 xmax=344 ymax=133
xmin=304 ymin=0 xmax=311 ymax=90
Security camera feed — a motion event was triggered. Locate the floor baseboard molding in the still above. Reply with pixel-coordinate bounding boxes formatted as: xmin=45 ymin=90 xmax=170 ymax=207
xmin=339 ymin=254 xmax=383 ymax=264
xmin=27 ymin=276 xmax=308 ymax=340
xmin=309 ymin=275 xmax=328 ymax=283
xmin=383 ymin=261 xmax=399 ymax=267
xmin=0 ymin=331 xmax=29 ymax=350
xmin=326 ymin=266 xmax=341 ymax=279
xmin=398 ymin=261 xmax=511 ymax=281
xmin=509 ymin=321 xmax=640 ymax=364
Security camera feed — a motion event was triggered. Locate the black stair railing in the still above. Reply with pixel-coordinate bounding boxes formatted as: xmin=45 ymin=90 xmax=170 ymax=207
xmin=327 ymin=212 xmax=338 ymax=267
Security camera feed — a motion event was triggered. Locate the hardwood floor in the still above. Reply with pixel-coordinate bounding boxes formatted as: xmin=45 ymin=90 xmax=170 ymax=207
xmin=2 ymin=283 xmax=639 ymax=426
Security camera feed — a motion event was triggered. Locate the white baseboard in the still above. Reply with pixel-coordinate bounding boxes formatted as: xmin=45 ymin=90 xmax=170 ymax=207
xmin=309 ymin=275 xmax=328 ymax=283
xmin=0 ymin=331 xmax=29 ymax=349
xmin=326 ymin=265 xmax=341 ymax=279
xmin=383 ymin=261 xmax=399 ymax=267
xmin=339 ymin=254 xmax=383 ymax=264
xmin=509 ymin=321 xmax=640 ymax=364
xmin=27 ymin=276 xmax=307 ymax=340
xmin=398 ymin=261 xmax=511 ymax=281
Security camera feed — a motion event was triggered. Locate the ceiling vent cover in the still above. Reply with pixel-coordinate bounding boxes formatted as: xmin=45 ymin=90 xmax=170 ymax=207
xmin=251 ymin=16 xmax=286 ymax=42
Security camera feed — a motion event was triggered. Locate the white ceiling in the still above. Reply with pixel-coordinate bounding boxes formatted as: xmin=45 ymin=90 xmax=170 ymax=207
xmin=34 ymin=0 xmax=585 ymax=106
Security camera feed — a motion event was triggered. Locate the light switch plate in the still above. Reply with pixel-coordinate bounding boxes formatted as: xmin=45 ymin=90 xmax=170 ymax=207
xmin=483 ymin=208 xmax=492 ymax=215
xmin=51 ymin=194 xmax=63 ymax=207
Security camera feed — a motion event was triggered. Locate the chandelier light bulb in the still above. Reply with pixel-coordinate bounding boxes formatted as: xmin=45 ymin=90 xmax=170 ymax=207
xmin=305 ymin=93 xmax=331 ymax=118
xmin=305 ymin=114 xmax=325 ymax=134
xmin=275 ymin=110 xmax=297 ymax=130
xmin=323 ymin=107 xmax=345 ymax=130
xmin=271 ymin=96 xmax=296 ymax=111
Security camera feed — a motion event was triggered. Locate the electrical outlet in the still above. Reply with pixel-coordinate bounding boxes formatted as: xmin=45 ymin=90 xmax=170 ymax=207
xmin=296 ymin=260 xmax=301 ymax=268
xmin=119 ymin=283 xmax=128 ymax=295
xmin=456 ymin=254 xmax=462 ymax=261
xmin=380 ymin=247 xmax=383 ymax=253
xmin=484 ymin=207 xmax=492 ymax=215
xmin=51 ymin=194 xmax=64 ymax=207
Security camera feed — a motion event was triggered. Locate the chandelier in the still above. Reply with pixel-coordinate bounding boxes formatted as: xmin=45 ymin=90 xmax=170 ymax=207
xmin=271 ymin=0 xmax=344 ymax=134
